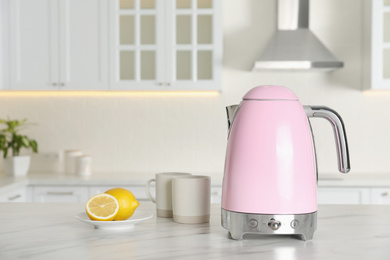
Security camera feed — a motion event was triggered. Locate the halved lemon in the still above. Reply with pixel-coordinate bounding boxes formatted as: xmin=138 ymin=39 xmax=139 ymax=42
xmin=85 ymin=193 xmax=119 ymax=221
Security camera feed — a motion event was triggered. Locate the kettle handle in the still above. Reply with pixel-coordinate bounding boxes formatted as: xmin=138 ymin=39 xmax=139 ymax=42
xmin=304 ymin=106 xmax=350 ymax=174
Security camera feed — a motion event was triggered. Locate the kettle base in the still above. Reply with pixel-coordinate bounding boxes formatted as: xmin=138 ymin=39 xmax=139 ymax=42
xmin=221 ymin=209 xmax=317 ymax=241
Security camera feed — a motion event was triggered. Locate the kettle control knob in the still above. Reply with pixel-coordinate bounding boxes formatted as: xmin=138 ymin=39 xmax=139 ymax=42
xmin=268 ymin=219 xmax=281 ymax=230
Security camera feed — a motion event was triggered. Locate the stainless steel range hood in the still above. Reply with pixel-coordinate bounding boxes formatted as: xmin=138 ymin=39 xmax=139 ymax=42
xmin=253 ymin=0 xmax=343 ymax=71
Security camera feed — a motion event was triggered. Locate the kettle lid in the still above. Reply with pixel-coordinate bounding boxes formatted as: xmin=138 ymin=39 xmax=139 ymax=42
xmin=243 ymin=85 xmax=299 ymax=100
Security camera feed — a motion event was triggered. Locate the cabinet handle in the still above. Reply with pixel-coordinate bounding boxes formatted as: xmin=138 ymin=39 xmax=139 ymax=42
xmin=52 ymin=83 xmax=57 ymax=86
xmin=381 ymin=192 xmax=389 ymax=197
xmin=156 ymin=82 xmax=171 ymax=86
xmin=59 ymin=83 xmax=65 ymax=87
xmin=47 ymin=191 xmax=74 ymax=196
xmin=8 ymin=194 xmax=21 ymax=201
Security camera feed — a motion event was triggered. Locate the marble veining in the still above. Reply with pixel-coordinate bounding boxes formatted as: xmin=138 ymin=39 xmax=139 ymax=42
xmin=0 ymin=203 xmax=390 ymax=259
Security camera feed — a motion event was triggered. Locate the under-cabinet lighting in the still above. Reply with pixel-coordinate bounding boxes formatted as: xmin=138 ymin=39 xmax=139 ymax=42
xmin=0 ymin=91 xmax=220 ymax=97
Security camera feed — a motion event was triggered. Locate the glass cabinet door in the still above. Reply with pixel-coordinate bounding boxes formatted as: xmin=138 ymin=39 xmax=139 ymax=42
xmin=110 ymin=0 xmax=222 ymax=90
xmin=168 ymin=0 xmax=222 ymax=90
xmin=112 ymin=0 xmax=163 ymax=89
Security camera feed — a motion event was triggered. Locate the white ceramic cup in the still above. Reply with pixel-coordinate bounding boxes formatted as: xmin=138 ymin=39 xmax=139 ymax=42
xmin=145 ymin=172 xmax=192 ymax=218
xmin=75 ymin=155 xmax=92 ymax=177
xmin=64 ymin=150 xmax=82 ymax=175
xmin=172 ymin=175 xmax=211 ymax=224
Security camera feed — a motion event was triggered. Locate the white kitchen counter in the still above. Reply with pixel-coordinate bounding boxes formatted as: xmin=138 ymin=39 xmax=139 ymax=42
xmin=1 ymin=171 xmax=390 ymax=192
xmin=0 ymin=172 xmax=161 ymax=195
xmin=0 ymin=202 xmax=389 ymax=259
xmin=1 ymin=171 xmax=157 ymax=187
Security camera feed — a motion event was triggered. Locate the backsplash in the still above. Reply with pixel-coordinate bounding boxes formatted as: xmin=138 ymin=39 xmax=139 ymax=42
xmin=0 ymin=93 xmax=227 ymax=174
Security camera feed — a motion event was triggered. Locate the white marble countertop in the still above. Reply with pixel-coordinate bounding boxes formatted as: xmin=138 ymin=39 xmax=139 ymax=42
xmin=1 ymin=202 xmax=389 ymax=259
xmin=1 ymin=171 xmax=390 ymax=194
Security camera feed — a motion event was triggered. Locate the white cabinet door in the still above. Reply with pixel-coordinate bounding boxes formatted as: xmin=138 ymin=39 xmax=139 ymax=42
xmin=210 ymin=186 xmax=222 ymax=204
xmin=0 ymin=187 xmax=27 ymax=202
xmin=58 ymin=0 xmax=108 ymax=90
xmin=31 ymin=186 xmax=89 ymax=203
xmin=9 ymin=0 xmax=59 ymax=90
xmin=90 ymin=185 xmax=220 ymax=203
xmin=363 ymin=0 xmax=390 ymax=90
xmin=0 ymin=0 xmax=9 ymax=90
xmin=9 ymin=0 xmax=108 ymax=90
xmin=89 ymin=185 xmax=154 ymax=202
xmin=371 ymin=188 xmax=390 ymax=204
xmin=317 ymin=187 xmax=371 ymax=205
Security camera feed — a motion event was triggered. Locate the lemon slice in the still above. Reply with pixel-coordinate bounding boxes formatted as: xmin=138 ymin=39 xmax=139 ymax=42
xmin=85 ymin=193 xmax=119 ymax=221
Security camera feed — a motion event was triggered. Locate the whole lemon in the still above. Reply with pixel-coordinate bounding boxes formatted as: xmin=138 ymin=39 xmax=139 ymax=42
xmin=105 ymin=188 xmax=139 ymax=221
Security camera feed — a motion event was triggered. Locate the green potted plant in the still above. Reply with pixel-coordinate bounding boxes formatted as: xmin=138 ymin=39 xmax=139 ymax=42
xmin=0 ymin=118 xmax=38 ymax=176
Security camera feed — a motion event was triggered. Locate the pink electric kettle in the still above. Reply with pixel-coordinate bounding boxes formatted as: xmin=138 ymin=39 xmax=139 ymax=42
xmin=221 ymin=85 xmax=350 ymax=241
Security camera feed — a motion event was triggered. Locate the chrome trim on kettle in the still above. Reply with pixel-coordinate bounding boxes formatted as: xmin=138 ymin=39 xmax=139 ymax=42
xmin=221 ymin=209 xmax=317 ymax=241
xmin=226 ymin=105 xmax=240 ymax=135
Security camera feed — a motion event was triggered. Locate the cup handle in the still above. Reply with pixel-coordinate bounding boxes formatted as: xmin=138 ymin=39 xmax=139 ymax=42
xmin=145 ymin=178 xmax=156 ymax=203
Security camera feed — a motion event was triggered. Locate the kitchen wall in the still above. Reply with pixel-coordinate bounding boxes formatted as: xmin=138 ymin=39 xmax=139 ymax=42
xmin=0 ymin=0 xmax=389 ymax=179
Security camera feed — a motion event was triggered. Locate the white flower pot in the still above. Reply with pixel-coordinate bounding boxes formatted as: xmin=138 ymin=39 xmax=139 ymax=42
xmin=3 ymin=156 xmax=31 ymax=177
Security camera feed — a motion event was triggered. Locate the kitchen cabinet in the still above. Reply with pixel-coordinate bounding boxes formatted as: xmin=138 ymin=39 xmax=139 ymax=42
xmin=89 ymin=185 xmax=154 ymax=201
xmin=185 ymin=187 xmax=375 ymax=205
xmin=4 ymin=172 xmax=390 ymax=205
xmin=370 ymin=188 xmax=390 ymax=204
xmin=192 ymin=186 xmax=374 ymax=205
xmin=90 ymin=185 xmax=221 ymax=203
xmin=206 ymin=187 xmax=373 ymax=205
xmin=24 ymin=185 xmax=390 ymax=205
xmin=4 ymin=0 xmax=221 ymax=91
xmin=0 ymin=0 xmax=6 ymax=90
xmin=363 ymin=0 xmax=390 ymax=90
xmin=109 ymin=0 xmax=222 ymax=91
xmin=28 ymin=184 xmax=217 ymax=203
xmin=8 ymin=0 xmax=108 ymax=90
xmin=31 ymin=186 xmax=90 ymax=203
xmin=317 ymin=187 xmax=371 ymax=205
xmin=29 ymin=185 xmax=154 ymax=203
xmin=0 ymin=186 xmax=27 ymax=202
xmin=210 ymin=186 xmax=222 ymax=203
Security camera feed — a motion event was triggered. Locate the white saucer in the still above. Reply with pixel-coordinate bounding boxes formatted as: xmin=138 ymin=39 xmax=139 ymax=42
xmin=75 ymin=211 xmax=153 ymax=230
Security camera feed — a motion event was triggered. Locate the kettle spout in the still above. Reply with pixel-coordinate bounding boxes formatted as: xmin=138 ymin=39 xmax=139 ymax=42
xmin=226 ymin=105 xmax=240 ymax=131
